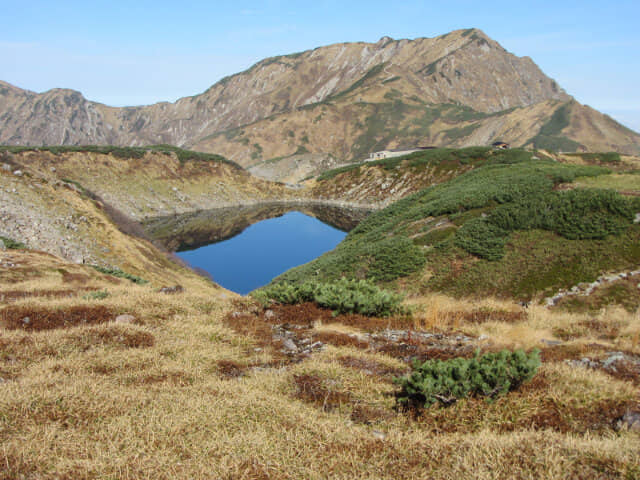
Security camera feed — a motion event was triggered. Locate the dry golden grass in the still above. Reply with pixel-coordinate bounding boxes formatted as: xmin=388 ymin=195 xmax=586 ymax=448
xmin=2 ymin=249 xmax=640 ymax=479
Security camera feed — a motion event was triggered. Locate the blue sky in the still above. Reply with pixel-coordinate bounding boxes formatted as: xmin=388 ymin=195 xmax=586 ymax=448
xmin=2 ymin=0 xmax=639 ymax=131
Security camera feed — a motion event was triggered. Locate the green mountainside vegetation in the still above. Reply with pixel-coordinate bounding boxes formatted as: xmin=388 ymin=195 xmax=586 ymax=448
xmin=271 ymin=148 xmax=640 ymax=301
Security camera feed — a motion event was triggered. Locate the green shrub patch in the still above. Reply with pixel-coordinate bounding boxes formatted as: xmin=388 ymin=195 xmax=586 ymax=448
xmin=455 ymin=189 xmax=636 ymax=260
xmin=90 ymin=265 xmax=148 ymax=285
xmin=255 ymin=278 xmax=403 ymax=317
xmin=0 ymin=236 xmax=27 ymax=250
xmin=395 ymin=349 xmax=540 ymax=408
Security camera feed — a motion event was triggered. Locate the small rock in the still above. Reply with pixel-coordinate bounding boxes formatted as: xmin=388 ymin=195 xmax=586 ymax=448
xmin=264 ymin=309 xmax=276 ymax=320
xmin=13 ymin=170 xmax=23 ymax=177
xmin=1 ymin=163 xmax=11 ymax=171
xmin=478 ymin=334 xmax=490 ymax=341
xmin=616 ymin=410 xmax=640 ymax=431
xmin=0 ymin=239 xmax=5 ymax=250
xmin=50 ymin=167 xmax=56 ymax=173
xmin=541 ymin=339 xmax=563 ymax=346
xmin=282 ymin=338 xmax=298 ymax=352
xmin=603 ymin=352 xmax=625 ymax=369
xmin=159 ymin=285 xmax=184 ymax=295
xmin=22 ymin=317 xmax=30 ymax=325
xmin=635 ymin=213 xmax=640 ymax=224
xmin=372 ymin=430 xmax=387 ymax=440
xmin=114 ymin=314 xmax=136 ymax=324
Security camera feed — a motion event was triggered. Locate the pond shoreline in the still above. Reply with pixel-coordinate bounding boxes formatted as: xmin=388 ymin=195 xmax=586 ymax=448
xmin=143 ymin=201 xmax=373 ymax=253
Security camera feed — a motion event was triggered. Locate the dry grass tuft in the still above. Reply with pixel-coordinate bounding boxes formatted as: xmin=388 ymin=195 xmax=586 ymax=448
xmin=603 ymin=358 xmax=640 ymax=385
xmin=0 ymin=305 xmax=116 ymax=331
xmin=313 ymin=330 xmax=370 ymax=349
xmin=376 ymin=341 xmax=477 ymax=363
xmin=292 ymin=373 xmax=353 ymax=412
xmin=443 ymin=309 xmax=527 ymax=325
xmin=337 ymin=355 xmax=408 ymax=379
xmin=350 ymin=404 xmax=396 ymax=425
xmin=124 ymin=371 xmax=194 ymax=387
xmin=222 ymin=311 xmax=274 ymax=347
xmin=540 ymin=342 xmax=610 ymax=362
xmin=216 ymin=359 xmax=248 ymax=379
xmin=0 ymin=288 xmax=97 ymax=303
xmin=64 ymin=325 xmax=155 ymax=350
xmin=553 ymin=318 xmax=624 ymax=341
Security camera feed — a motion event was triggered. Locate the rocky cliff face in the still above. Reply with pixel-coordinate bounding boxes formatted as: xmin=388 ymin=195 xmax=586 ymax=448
xmin=1 ymin=29 xmax=638 ymax=162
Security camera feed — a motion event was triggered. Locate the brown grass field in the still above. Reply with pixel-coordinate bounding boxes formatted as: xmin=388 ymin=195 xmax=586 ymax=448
xmin=1 ymin=247 xmax=639 ymax=479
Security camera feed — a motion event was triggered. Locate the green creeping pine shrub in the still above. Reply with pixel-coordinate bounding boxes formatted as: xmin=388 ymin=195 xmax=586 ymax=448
xmin=90 ymin=265 xmax=148 ymax=285
xmin=277 ymin=159 xmax=609 ymax=285
xmin=454 ymin=219 xmax=508 ymax=261
xmin=254 ymin=278 xmax=404 ymax=317
xmin=455 ymin=188 xmax=636 ymax=260
xmin=395 ymin=349 xmax=540 ymax=408
xmin=0 ymin=236 xmax=27 ymax=249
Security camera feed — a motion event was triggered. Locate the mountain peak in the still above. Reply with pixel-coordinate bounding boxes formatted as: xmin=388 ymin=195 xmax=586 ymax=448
xmin=0 ymin=29 xmax=638 ymax=157
xmin=375 ymin=36 xmax=394 ymax=47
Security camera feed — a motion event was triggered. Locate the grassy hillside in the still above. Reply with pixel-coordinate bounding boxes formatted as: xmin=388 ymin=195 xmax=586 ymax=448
xmin=0 ymin=144 xmax=241 ymax=168
xmin=3 ymin=247 xmax=640 ymax=478
xmin=274 ymin=150 xmax=640 ymax=303
xmin=308 ymin=146 xmax=538 ymax=207
xmin=2 ymin=144 xmax=640 ymax=477
xmin=1 ymin=146 xmax=295 ymax=222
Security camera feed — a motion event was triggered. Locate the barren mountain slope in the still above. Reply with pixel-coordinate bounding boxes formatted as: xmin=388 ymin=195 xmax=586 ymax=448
xmin=2 ymin=28 xmax=638 ymax=164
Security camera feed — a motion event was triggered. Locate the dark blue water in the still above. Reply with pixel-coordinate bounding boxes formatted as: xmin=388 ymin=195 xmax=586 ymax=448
xmin=176 ymin=211 xmax=347 ymax=294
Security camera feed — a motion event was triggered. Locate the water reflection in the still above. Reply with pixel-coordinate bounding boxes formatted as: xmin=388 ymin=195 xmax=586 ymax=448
xmin=142 ymin=203 xmax=371 ymax=294
xmin=143 ymin=202 xmax=371 ymax=252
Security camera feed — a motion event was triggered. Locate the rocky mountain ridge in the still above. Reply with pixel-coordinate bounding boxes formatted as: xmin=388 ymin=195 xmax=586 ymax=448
xmin=1 ymin=29 xmax=639 ymax=165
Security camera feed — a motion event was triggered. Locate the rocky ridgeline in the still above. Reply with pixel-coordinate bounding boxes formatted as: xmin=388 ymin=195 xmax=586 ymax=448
xmin=0 ymin=29 xmax=567 ymax=148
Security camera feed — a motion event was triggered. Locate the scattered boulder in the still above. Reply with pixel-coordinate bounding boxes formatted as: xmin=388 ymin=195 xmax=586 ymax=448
xmin=281 ymin=338 xmax=298 ymax=352
xmin=13 ymin=170 xmax=23 ymax=177
xmin=159 ymin=285 xmax=184 ymax=295
xmin=114 ymin=314 xmax=136 ymax=324
xmin=264 ymin=309 xmax=277 ymax=320
xmin=22 ymin=317 xmax=30 ymax=325
xmin=616 ymin=410 xmax=640 ymax=431
xmin=602 ymin=352 xmax=625 ymax=369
